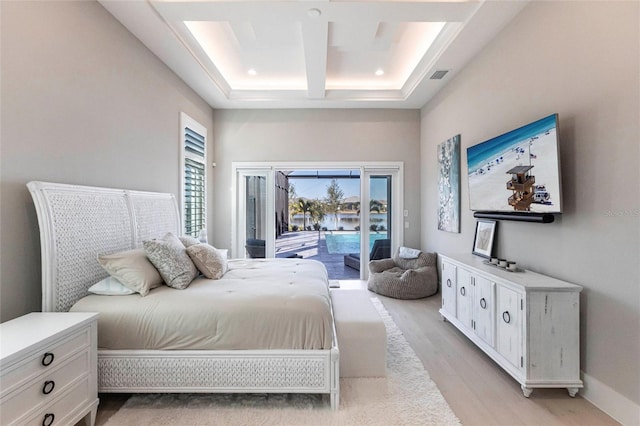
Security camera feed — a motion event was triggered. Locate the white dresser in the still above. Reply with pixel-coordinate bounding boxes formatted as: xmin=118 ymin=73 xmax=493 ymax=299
xmin=439 ymin=253 xmax=583 ymax=397
xmin=0 ymin=312 xmax=99 ymax=426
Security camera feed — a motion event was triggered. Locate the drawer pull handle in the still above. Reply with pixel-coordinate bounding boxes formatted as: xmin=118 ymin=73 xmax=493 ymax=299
xmin=43 ymin=413 xmax=55 ymax=426
xmin=42 ymin=352 xmax=54 ymax=367
xmin=502 ymin=311 xmax=511 ymax=324
xmin=480 ymin=298 xmax=487 ymax=309
xmin=446 ymin=279 xmax=452 ymax=288
xmin=42 ymin=380 xmax=55 ymax=395
xmin=460 ymin=286 xmax=466 ymax=296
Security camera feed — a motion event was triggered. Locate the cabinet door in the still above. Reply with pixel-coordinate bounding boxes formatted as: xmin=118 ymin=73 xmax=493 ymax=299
xmin=473 ymin=275 xmax=495 ymax=347
xmin=456 ymin=268 xmax=473 ymax=329
xmin=496 ymin=285 xmax=522 ymax=369
xmin=441 ymin=261 xmax=457 ymax=317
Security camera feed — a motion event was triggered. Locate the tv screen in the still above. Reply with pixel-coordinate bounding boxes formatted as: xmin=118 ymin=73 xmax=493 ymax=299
xmin=467 ymin=114 xmax=562 ymax=213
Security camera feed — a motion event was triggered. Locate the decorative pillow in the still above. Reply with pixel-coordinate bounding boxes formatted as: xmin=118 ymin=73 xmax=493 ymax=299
xmin=97 ymin=248 xmax=163 ymax=296
xmin=398 ymin=246 xmax=421 ymax=259
xmin=144 ymin=232 xmax=199 ymax=289
xmin=88 ymin=276 xmax=136 ymax=296
xmin=178 ymin=235 xmax=201 ymax=248
xmin=186 ymin=244 xmax=228 ymax=280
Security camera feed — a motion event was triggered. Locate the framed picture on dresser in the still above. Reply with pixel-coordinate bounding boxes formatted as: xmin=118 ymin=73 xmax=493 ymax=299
xmin=472 ymin=219 xmax=496 ymax=258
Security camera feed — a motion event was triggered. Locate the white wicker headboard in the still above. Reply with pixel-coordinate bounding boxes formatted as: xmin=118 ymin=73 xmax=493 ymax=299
xmin=28 ymin=181 xmax=180 ymax=312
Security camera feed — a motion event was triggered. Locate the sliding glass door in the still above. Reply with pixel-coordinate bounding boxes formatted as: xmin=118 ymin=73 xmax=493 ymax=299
xmin=232 ymin=162 xmax=402 ymax=278
xmin=360 ymin=168 xmax=401 ymax=279
xmin=234 ymin=168 xmax=274 ymax=259
xmin=366 ymin=174 xmax=392 ymax=264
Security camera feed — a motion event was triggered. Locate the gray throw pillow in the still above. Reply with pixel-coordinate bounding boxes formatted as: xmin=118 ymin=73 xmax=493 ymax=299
xmin=178 ymin=235 xmax=201 ymax=248
xmin=186 ymin=244 xmax=228 ymax=280
xmin=144 ymin=232 xmax=198 ymax=289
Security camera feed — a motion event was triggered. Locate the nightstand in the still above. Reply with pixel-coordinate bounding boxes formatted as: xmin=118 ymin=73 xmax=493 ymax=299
xmin=0 ymin=312 xmax=99 ymax=426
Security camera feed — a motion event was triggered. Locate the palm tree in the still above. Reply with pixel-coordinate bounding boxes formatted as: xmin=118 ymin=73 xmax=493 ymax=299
xmin=356 ymin=200 xmax=382 ymax=215
xmin=370 ymin=199 xmax=383 ymax=213
xmin=288 ymin=183 xmax=299 ymax=229
xmin=293 ymin=198 xmax=313 ymax=230
xmin=308 ymin=199 xmax=326 ymax=231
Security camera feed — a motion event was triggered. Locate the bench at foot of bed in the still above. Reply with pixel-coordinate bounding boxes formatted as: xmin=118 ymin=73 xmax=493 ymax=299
xmin=330 ymin=289 xmax=387 ymax=378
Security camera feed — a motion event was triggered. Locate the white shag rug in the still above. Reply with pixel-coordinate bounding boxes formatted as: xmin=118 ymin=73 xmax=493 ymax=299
xmin=104 ymin=298 xmax=460 ymax=426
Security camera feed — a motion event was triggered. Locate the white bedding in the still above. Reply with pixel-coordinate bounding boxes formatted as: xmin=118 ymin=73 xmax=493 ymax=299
xmin=70 ymin=258 xmax=333 ymax=351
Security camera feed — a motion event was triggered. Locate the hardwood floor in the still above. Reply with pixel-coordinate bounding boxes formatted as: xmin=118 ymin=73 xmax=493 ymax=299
xmin=92 ymin=280 xmax=618 ymax=425
xmin=347 ymin=280 xmax=618 ymax=426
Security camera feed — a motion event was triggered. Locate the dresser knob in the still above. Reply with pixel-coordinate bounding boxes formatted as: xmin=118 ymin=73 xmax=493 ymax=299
xmin=480 ymin=298 xmax=487 ymax=309
xmin=446 ymin=279 xmax=452 ymax=288
xmin=42 ymin=380 xmax=55 ymax=395
xmin=42 ymin=413 xmax=55 ymax=426
xmin=460 ymin=286 xmax=466 ymax=296
xmin=42 ymin=352 xmax=54 ymax=367
xmin=502 ymin=311 xmax=511 ymax=324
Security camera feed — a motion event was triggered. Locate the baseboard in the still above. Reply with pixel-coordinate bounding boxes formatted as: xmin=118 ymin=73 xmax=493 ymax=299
xmin=581 ymin=371 xmax=640 ymax=425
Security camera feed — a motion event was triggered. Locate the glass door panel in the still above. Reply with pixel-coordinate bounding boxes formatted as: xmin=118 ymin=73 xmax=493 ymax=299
xmin=245 ymin=175 xmax=266 ymax=241
xmin=361 ymin=167 xmax=401 ymax=279
xmin=236 ymin=169 xmax=274 ymax=259
xmin=367 ymin=175 xmax=392 ymax=263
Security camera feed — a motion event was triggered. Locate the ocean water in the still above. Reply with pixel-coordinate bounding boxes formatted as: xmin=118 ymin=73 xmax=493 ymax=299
xmin=325 ymin=232 xmax=388 ymax=254
xmin=467 ymin=114 xmax=557 ymax=173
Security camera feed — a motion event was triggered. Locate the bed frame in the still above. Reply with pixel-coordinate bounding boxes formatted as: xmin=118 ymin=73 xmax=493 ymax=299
xmin=27 ymin=181 xmax=340 ymax=409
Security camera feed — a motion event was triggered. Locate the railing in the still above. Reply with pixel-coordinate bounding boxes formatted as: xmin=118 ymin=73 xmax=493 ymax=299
xmin=506 ymin=175 xmax=536 ymax=191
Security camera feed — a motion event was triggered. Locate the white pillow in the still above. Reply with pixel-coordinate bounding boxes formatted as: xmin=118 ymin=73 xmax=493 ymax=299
xmin=398 ymin=246 xmax=421 ymax=259
xmin=88 ymin=276 xmax=136 ymax=296
xmin=186 ymin=244 xmax=228 ymax=280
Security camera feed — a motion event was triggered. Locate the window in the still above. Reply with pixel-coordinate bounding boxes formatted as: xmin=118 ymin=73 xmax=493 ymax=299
xmin=180 ymin=113 xmax=207 ymax=237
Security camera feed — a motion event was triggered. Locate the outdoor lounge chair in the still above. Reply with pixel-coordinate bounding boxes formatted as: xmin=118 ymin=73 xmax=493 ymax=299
xmin=344 ymin=238 xmax=391 ymax=271
xmin=246 ymin=238 xmax=303 ymax=259
xmin=245 ymin=238 xmax=266 ymax=258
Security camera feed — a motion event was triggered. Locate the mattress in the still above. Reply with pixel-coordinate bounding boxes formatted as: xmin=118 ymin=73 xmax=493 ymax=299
xmin=70 ymin=258 xmax=333 ymax=350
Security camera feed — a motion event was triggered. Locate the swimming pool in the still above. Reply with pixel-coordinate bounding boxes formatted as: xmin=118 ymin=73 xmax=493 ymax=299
xmin=324 ymin=232 xmax=388 ymax=254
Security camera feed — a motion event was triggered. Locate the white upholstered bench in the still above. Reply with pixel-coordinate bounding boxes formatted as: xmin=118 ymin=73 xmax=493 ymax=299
xmin=330 ymin=289 xmax=387 ymax=377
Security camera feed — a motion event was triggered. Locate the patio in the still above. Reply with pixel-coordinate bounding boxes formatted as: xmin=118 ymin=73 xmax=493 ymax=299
xmin=275 ymin=231 xmax=360 ymax=280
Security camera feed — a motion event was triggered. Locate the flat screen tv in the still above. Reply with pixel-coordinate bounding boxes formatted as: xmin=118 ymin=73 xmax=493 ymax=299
xmin=467 ymin=114 xmax=562 ymax=214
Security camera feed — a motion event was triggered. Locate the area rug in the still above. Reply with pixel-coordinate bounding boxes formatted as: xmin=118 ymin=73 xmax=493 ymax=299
xmin=104 ymin=298 xmax=460 ymax=426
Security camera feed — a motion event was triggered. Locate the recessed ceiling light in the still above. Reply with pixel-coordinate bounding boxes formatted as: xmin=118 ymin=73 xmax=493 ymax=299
xmin=307 ymin=8 xmax=321 ymax=18
xmin=375 ymin=69 xmax=385 ymax=76
xmin=248 ymin=69 xmax=257 ymax=76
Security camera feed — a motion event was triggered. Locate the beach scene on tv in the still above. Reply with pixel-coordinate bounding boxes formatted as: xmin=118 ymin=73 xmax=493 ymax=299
xmin=467 ymin=114 xmax=562 ymax=213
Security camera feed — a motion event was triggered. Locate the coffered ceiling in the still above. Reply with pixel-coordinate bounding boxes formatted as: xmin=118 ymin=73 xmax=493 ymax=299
xmin=99 ymin=0 xmax=529 ymax=109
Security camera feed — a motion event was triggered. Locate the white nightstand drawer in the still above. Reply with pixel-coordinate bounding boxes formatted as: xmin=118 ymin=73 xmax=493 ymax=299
xmin=0 ymin=327 xmax=90 ymax=397
xmin=21 ymin=376 xmax=92 ymax=426
xmin=1 ymin=350 xmax=89 ymax=425
xmin=0 ymin=312 xmax=98 ymax=426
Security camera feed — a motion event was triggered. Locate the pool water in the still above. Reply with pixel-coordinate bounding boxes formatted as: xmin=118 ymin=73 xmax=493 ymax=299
xmin=325 ymin=232 xmax=388 ymax=254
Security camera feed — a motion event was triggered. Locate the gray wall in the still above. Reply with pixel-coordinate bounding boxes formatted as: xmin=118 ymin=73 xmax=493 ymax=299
xmin=210 ymin=109 xmax=421 ymax=252
xmin=2 ymin=0 xmax=637 ymax=421
xmin=420 ymin=1 xmax=639 ymax=419
xmin=0 ymin=1 xmax=214 ymax=321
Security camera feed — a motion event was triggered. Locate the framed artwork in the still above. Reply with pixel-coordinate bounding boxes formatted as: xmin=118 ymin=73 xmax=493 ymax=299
xmin=472 ymin=219 xmax=496 ymax=258
xmin=437 ymin=134 xmax=461 ymax=233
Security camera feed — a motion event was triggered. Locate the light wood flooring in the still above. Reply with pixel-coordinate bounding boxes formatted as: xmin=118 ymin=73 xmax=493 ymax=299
xmin=92 ymin=280 xmax=618 ymax=426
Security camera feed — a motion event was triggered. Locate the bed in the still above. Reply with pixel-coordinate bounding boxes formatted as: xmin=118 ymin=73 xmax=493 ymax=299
xmin=27 ymin=181 xmax=339 ymax=409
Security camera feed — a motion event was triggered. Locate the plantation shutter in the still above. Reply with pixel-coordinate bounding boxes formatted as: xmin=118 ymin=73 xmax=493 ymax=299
xmin=181 ymin=114 xmax=207 ymax=237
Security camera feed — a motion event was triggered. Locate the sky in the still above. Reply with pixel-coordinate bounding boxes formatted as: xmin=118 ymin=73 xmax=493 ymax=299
xmin=289 ymin=177 xmax=388 ymax=201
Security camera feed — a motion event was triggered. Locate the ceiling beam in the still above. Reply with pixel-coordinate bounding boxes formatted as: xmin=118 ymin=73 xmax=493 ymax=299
xmin=302 ymin=19 xmax=328 ymax=99
xmin=152 ymin=1 xmax=478 ymax=24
